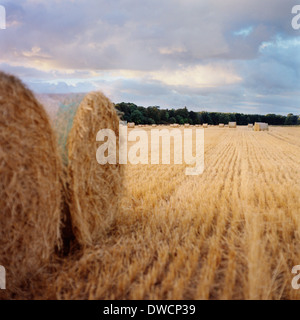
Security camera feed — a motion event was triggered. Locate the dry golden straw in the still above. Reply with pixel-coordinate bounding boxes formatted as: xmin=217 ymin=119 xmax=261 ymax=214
xmin=0 ymin=72 xmax=62 ymax=296
xmin=67 ymin=91 xmax=123 ymax=247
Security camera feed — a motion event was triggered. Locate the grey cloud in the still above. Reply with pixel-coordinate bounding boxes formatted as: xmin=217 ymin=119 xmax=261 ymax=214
xmin=0 ymin=0 xmax=299 ymax=115
xmin=1 ymin=0 xmax=298 ymax=69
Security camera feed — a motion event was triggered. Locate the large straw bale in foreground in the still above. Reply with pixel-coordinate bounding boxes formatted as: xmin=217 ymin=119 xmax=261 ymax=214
xmin=67 ymin=92 xmax=123 ymax=246
xmin=0 ymin=72 xmax=62 ymax=293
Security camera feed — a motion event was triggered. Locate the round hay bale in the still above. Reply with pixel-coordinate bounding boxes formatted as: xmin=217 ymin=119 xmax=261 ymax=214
xmin=127 ymin=122 xmax=135 ymax=128
xmin=254 ymin=122 xmax=268 ymax=131
xmin=67 ymin=92 xmax=123 ymax=247
xmin=0 ymin=72 xmax=62 ymax=295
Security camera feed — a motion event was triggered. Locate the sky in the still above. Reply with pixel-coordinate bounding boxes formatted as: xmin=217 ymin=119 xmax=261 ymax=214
xmin=0 ymin=0 xmax=300 ymax=114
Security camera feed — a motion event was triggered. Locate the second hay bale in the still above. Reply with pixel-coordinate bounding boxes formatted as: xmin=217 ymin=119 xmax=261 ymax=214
xmin=67 ymin=92 xmax=123 ymax=246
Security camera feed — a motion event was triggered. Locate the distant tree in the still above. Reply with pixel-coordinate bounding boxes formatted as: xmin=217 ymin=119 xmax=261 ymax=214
xmin=218 ymin=113 xmax=230 ymax=124
xmin=285 ymin=113 xmax=298 ymax=125
xmin=176 ymin=115 xmax=184 ymax=124
xmin=175 ymin=107 xmax=189 ymax=120
xmin=146 ymin=107 xmax=161 ymax=124
xmin=131 ymin=109 xmax=144 ymax=124
xmin=169 ymin=117 xmax=176 ymax=124
xmin=160 ymin=110 xmax=170 ymax=123
xmin=115 ymin=102 xmax=297 ymax=126
xmin=188 ymin=111 xmax=198 ymax=124
xmin=201 ymin=112 xmax=213 ymax=124
xmin=148 ymin=118 xmax=155 ymax=125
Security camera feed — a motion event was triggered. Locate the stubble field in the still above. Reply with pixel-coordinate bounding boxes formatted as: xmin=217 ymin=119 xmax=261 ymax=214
xmin=42 ymin=126 xmax=300 ymax=300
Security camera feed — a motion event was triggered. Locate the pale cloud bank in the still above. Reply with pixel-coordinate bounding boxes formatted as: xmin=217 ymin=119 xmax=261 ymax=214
xmin=0 ymin=0 xmax=299 ymax=114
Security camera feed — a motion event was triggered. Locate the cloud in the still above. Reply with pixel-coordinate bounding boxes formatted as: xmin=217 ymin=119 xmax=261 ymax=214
xmin=0 ymin=0 xmax=299 ymax=114
xmin=234 ymin=26 xmax=254 ymax=37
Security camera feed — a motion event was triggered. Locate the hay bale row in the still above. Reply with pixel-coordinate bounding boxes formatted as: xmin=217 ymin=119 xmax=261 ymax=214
xmin=0 ymin=72 xmax=62 ymax=295
xmin=0 ymin=71 xmax=123 ymax=297
xmin=254 ymin=122 xmax=269 ymax=131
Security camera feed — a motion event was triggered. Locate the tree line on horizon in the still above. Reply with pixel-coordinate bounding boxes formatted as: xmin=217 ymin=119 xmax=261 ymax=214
xmin=115 ymin=102 xmax=300 ymax=126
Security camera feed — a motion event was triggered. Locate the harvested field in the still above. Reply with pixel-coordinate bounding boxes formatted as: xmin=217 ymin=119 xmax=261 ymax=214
xmin=23 ymin=125 xmax=300 ymax=300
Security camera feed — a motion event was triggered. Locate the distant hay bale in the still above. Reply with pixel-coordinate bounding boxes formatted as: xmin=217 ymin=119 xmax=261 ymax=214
xmin=219 ymin=123 xmax=225 ymax=128
xmin=184 ymin=124 xmax=190 ymax=127
xmin=254 ymin=122 xmax=269 ymax=131
xmin=67 ymin=92 xmax=123 ymax=247
xmin=0 ymin=72 xmax=62 ymax=294
xmin=229 ymin=122 xmax=237 ymax=128
xmin=127 ymin=122 xmax=135 ymax=128
xmin=203 ymin=124 xmax=208 ymax=128
xmin=152 ymin=124 xmax=157 ymax=127
xmin=248 ymin=124 xmax=254 ymax=128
